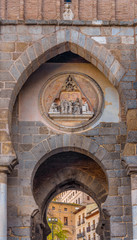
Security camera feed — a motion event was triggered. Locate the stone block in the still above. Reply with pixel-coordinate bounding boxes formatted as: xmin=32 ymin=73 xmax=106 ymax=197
xmin=3 ymin=34 xmax=17 ymax=42
xmin=88 ymin=141 xmax=99 ymax=154
xmin=42 ymin=139 xmax=51 ymax=152
xmin=92 ymin=36 xmax=106 ymax=44
xmin=81 ymin=27 xmax=100 ymax=36
xmin=39 ymin=126 xmax=49 ymax=134
xmin=47 ymin=136 xmax=56 ymax=150
xmin=2 ymin=142 xmax=14 ymax=155
xmin=122 ymin=36 xmax=134 ymax=44
xmin=0 ymin=52 xmax=12 ymax=60
xmin=33 ymin=135 xmax=48 ymax=144
xmin=65 ymin=29 xmax=71 ymax=41
xmin=71 ymin=30 xmax=78 ymax=44
xmin=103 ymin=136 xmax=117 ymax=144
xmin=0 ymin=89 xmax=12 ymax=98
xmin=18 ymin=35 xmax=32 ymax=42
xmin=78 ymin=33 xmax=85 ymax=48
xmin=42 ymin=26 xmax=55 ymax=35
xmin=20 ymin=126 xmax=39 ymax=134
xmin=28 ymin=25 xmax=42 ymax=34
xmin=0 ymin=42 xmax=15 ymax=52
xmin=33 ymin=42 xmax=43 ymax=57
xmin=112 ymin=27 xmax=134 ymax=36
xmin=99 ymin=127 xmax=119 ymax=136
xmin=0 ymin=60 xmax=13 ymax=71
xmin=27 ymin=46 xmax=37 ymax=62
xmin=10 ymin=64 xmax=21 ymax=81
xmin=57 ymin=30 xmax=65 ymax=44
xmin=85 ymin=37 xmax=94 ymax=52
xmin=95 ymin=147 xmax=107 ymax=160
xmin=127 ymin=131 xmax=137 ymax=143
xmin=107 ymin=36 xmax=121 ymax=44
xmin=0 ymin=131 xmax=10 ymax=142
xmin=63 ymin=134 xmax=70 ymax=147
xmin=56 ymin=135 xmax=63 ymax=148
xmin=104 ymin=53 xmax=114 ymax=68
xmin=133 ymin=82 xmax=137 ymax=90
xmin=31 ymin=142 xmax=46 ymax=160
xmin=126 ymin=100 xmax=137 ymax=109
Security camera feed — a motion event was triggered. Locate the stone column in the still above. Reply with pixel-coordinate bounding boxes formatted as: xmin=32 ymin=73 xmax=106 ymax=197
xmin=131 ymin=174 xmax=137 ymax=240
xmin=0 ymin=168 xmax=8 ymax=240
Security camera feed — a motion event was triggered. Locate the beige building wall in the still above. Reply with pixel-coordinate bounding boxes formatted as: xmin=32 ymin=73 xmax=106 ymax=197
xmin=47 ymin=201 xmax=79 ymax=240
xmin=57 ymin=190 xmax=96 ymax=205
xmin=74 ymin=204 xmax=100 ymax=240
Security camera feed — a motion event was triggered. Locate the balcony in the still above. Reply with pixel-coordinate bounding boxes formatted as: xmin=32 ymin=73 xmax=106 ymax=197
xmin=77 ymin=221 xmax=81 ymax=226
xmin=91 ymin=224 xmax=95 ymax=230
xmin=77 ymin=232 xmax=85 ymax=238
xmin=87 ymin=226 xmax=91 ymax=232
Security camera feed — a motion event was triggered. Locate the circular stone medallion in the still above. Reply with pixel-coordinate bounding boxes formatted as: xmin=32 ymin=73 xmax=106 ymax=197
xmin=39 ymin=72 xmax=104 ymax=132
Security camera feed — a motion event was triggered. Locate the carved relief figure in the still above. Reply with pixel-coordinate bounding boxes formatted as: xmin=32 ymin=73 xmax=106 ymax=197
xmin=63 ymin=3 xmax=74 ymax=21
xmin=48 ymin=75 xmax=94 ymax=119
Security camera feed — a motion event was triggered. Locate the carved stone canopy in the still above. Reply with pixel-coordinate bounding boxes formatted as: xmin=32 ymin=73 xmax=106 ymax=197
xmin=39 ymin=72 xmax=104 ymax=132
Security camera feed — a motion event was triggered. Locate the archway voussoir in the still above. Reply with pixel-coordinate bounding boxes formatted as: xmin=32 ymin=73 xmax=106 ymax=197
xmin=95 ymin=147 xmax=107 ymax=161
xmin=27 ymin=45 xmax=37 ymax=63
xmin=89 ymin=141 xmax=99 ymax=155
xmin=47 ymin=135 xmax=57 ymax=151
xmin=71 ymin=29 xmax=79 ymax=44
xmin=63 ymin=134 xmax=70 ymax=147
xmin=48 ymin=33 xmax=57 ymax=49
xmin=85 ymin=37 xmax=94 ymax=52
xmin=98 ymin=46 xmax=108 ymax=64
xmin=57 ymin=29 xmax=66 ymax=45
xmin=10 ymin=64 xmax=21 ymax=82
xmin=20 ymin=51 xmax=31 ymax=68
xmin=55 ymin=134 xmax=63 ymax=149
xmin=42 ymin=139 xmax=51 ymax=153
xmin=78 ymin=32 xmax=86 ymax=49
xmin=33 ymin=41 xmax=44 ymax=58
xmin=69 ymin=42 xmax=78 ymax=54
xmin=31 ymin=142 xmax=46 ymax=160
xmin=15 ymin=58 xmax=25 ymax=75
xmin=115 ymin=66 xmax=126 ymax=83
xmin=40 ymin=37 xmax=50 ymax=52
xmin=65 ymin=29 xmax=71 ymax=42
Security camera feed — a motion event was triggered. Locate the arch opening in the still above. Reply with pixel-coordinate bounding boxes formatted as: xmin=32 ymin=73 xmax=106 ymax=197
xmin=31 ymin=151 xmax=110 ymax=240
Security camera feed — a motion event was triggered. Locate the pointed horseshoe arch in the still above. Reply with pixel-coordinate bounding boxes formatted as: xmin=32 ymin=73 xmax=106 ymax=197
xmin=30 ymin=134 xmax=112 ymax=240
xmin=9 ymin=28 xmax=125 ymax=131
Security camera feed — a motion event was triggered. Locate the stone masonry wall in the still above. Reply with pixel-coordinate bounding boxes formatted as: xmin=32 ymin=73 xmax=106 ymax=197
xmin=7 ymin=101 xmax=133 ymax=239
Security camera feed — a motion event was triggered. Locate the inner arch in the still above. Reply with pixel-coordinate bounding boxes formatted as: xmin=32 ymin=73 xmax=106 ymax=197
xmin=32 ymin=150 xmax=109 ymax=239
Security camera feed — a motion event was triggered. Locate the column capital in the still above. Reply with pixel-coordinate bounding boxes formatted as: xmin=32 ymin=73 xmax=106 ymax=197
xmin=0 ymin=157 xmax=18 ymax=174
xmin=121 ymin=156 xmax=137 ymax=175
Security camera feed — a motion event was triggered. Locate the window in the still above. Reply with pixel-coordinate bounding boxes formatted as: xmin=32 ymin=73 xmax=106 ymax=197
xmin=88 ymin=235 xmax=91 ymax=240
xmin=82 ymin=213 xmax=85 ymax=223
xmin=87 ymin=196 xmax=90 ymax=200
xmin=93 ymin=233 xmax=96 ymax=240
xmin=64 ymin=217 xmax=68 ymax=225
xmin=78 ymin=215 xmax=81 ymax=225
xmin=52 ymin=206 xmax=55 ymax=210
xmin=93 ymin=220 xmax=95 ymax=230
xmin=64 ymin=0 xmax=71 ymax=2
xmin=64 ymin=208 xmax=67 ymax=211
xmin=78 ymin=198 xmax=80 ymax=204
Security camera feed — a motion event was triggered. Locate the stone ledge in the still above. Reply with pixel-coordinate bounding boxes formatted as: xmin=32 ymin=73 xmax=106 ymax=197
xmin=0 ymin=19 xmax=137 ymax=26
